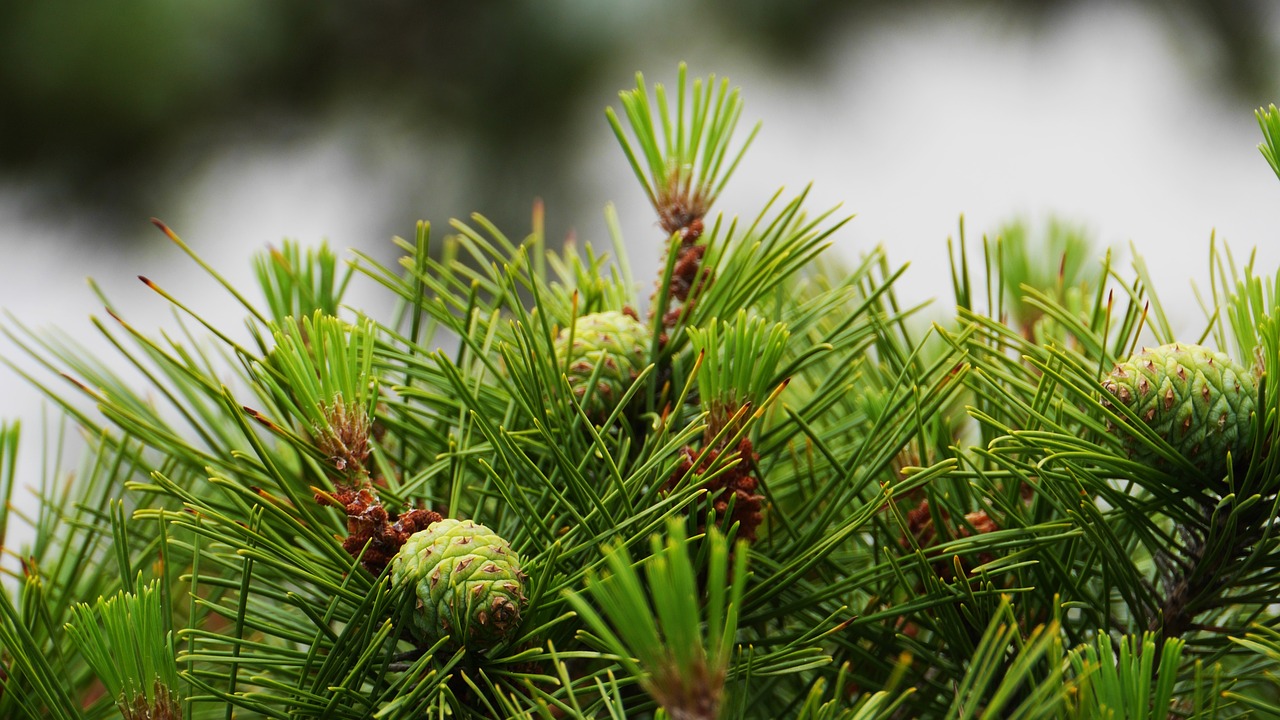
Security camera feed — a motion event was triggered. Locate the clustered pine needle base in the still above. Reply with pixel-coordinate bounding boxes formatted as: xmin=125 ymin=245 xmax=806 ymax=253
xmin=2 ymin=73 xmax=1280 ymax=720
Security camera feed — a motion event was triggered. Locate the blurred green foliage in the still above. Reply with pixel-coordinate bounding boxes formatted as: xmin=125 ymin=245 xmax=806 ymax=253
xmin=0 ymin=0 xmax=1274 ymax=228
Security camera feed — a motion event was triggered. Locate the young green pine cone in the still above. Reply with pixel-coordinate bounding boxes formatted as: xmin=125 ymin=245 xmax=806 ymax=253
xmin=1101 ymin=343 xmax=1258 ymax=477
xmin=554 ymin=310 xmax=651 ymax=417
xmin=391 ymin=518 xmax=527 ymax=649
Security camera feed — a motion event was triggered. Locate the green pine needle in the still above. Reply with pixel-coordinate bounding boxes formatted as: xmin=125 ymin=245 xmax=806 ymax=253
xmin=687 ymin=311 xmax=792 ymax=441
xmin=254 ymin=239 xmax=354 ymax=323
xmin=65 ymin=580 xmax=183 ymax=719
xmin=607 ymin=63 xmax=760 ymax=233
xmin=1257 ymin=104 xmax=1280 ymax=182
xmin=564 ymin=519 xmax=748 ymax=720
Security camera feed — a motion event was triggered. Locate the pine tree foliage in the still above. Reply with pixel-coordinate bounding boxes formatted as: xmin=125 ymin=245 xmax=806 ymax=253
xmin=1258 ymin=104 xmax=1280 ymax=183
xmin=1 ymin=64 xmax=1279 ymax=718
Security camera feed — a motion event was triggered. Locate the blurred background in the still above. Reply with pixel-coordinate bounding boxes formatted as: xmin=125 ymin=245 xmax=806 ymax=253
xmin=2 ymin=0 xmax=1280 ymax=446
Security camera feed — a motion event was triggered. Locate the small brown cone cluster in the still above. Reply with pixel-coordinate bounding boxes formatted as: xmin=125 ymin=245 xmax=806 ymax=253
xmin=669 ymin=436 xmax=764 ymax=542
xmin=316 ymin=485 xmax=442 ymax=577
xmin=661 ymin=218 xmax=713 ymax=328
xmin=901 ymin=499 xmax=998 ymax=580
xmin=315 ymin=397 xmax=371 ymax=478
xmin=309 ymin=395 xmax=443 ymax=577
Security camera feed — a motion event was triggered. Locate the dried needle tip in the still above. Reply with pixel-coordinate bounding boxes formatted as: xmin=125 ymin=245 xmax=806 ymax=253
xmin=149 ymin=217 xmax=180 ymax=242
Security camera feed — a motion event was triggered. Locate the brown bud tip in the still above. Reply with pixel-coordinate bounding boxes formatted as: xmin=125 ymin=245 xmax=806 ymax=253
xmin=149 ymin=217 xmax=177 ymax=239
xmin=59 ymin=373 xmax=92 ymax=393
